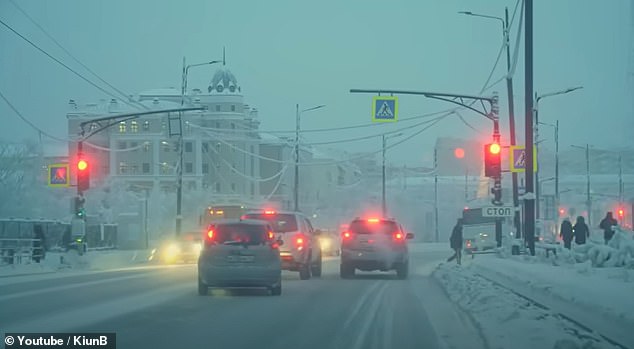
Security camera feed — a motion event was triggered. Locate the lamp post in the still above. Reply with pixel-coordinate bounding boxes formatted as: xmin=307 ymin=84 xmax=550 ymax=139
xmin=176 ymin=57 xmax=222 ymax=236
xmin=459 ymin=7 xmax=521 ymax=237
xmin=534 ymin=86 xmax=583 ymax=220
xmin=294 ymin=104 xmax=326 ymax=212
xmin=382 ymin=132 xmax=403 ymax=217
xmin=571 ymin=144 xmax=591 ymax=226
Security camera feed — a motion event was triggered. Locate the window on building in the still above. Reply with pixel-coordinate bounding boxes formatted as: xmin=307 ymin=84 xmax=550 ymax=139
xmin=161 ymin=162 xmax=170 ymax=175
xmin=231 ymin=183 xmax=236 ymax=192
xmin=215 ymin=105 xmax=221 ymax=112
xmin=119 ymin=121 xmax=126 ymax=133
xmin=130 ymin=141 xmax=138 ymax=150
xmin=143 ymin=120 xmax=150 ymax=131
xmin=118 ymin=162 xmax=128 ymax=174
xmin=185 ymin=121 xmax=191 ymax=134
xmin=185 ymin=142 xmax=193 ymax=153
xmin=161 ymin=121 xmax=166 ymax=131
xmin=143 ymin=142 xmax=150 ymax=152
xmin=202 ymin=143 xmax=209 ymax=153
xmin=185 ymin=162 xmax=193 ymax=174
xmin=215 ymin=183 xmax=221 ymax=193
xmin=131 ymin=121 xmax=138 ymax=133
xmin=231 ymin=105 xmax=236 ymax=112
xmin=118 ymin=141 xmax=126 ymax=149
xmin=202 ymin=163 xmax=209 ymax=174
xmin=142 ymin=163 xmax=150 ymax=174
xmin=162 ymin=141 xmax=170 ymax=152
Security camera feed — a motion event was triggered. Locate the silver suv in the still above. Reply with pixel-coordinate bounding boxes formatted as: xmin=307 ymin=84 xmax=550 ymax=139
xmin=198 ymin=219 xmax=282 ymax=296
xmin=242 ymin=210 xmax=322 ymax=280
xmin=340 ymin=217 xmax=413 ymax=279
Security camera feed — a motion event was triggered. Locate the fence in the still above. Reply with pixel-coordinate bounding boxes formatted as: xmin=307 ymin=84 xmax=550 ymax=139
xmin=0 ymin=238 xmax=45 ymax=264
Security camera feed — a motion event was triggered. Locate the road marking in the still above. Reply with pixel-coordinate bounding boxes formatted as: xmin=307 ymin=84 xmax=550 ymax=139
xmin=350 ymin=281 xmax=388 ymax=349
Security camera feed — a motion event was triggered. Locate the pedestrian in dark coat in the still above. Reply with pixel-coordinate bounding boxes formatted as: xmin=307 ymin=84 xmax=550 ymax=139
xmin=599 ymin=212 xmax=618 ymax=244
xmin=573 ymin=216 xmax=589 ymax=245
xmin=447 ymin=218 xmax=463 ymax=265
xmin=559 ymin=218 xmax=573 ymax=249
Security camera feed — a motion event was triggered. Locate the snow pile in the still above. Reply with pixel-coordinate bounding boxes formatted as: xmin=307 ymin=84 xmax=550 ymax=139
xmin=433 ymin=262 xmax=619 ymax=349
xmin=561 ymin=228 xmax=634 ymax=268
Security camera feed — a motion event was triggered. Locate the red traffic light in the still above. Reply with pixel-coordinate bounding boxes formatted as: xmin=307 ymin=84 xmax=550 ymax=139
xmin=489 ymin=143 xmax=501 ymax=155
xmin=454 ymin=147 xmax=465 ymax=159
xmin=77 ymin=159 xmax=88 ymax=171
xmin=618 ymin=208 xmax=624 ymax=218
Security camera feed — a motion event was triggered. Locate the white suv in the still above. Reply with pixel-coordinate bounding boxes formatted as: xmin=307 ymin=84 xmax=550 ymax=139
xmin=241 ymin=210 xmax=322 ymax=280
xmin=340 ymin=217 xmax=413 ymax=279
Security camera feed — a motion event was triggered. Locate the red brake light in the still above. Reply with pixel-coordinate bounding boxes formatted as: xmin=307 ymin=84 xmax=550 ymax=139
xmin=207 ymin=229 xmax=214 ymax=239
xmin=342 ymin=231 xmax=351 ymax=239
xmin=264 ymin=210 xmax=276 ymax=215
xmin=240 ymin=215 xmax=248 ymax=220
xmin=394 ymin=232 xmax=404 ymax=241
xmin=271 ymin=242 xmax=279 ymax=249
xmin=367 ymin=218 xmax=380 ymax=223
xmin=296 ymin=237 xmax=304 ymax=245
xmin=268 ymin=231 xmax=274 ymax=240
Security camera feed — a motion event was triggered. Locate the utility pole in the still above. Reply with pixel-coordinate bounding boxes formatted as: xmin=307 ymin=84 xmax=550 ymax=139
xmin=555 ymin=120 xmax=559 ymax=216
xmin=382 ymin=134 xmax=387 ymax=217
xmin=434 ymin=146 xmax=439 ymax=243
xmin=294 ymin=104 xmax=300 ymax=212
xmin=585 ymin=144 xmax=591 ymax=227
xmin=524 ymin=0 xmax=536 ymax=256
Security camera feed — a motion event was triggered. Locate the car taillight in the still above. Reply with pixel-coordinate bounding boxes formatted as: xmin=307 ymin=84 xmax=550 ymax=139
xmin=466 ymin=240 xmax=472 ymax=248
xmin=393 ymin=232 xmax=404 ymax=241
xmin=268 ymin=231 xmax=274 ymax=240
xmin=342 ymin=231 xmax=352 ymax=239
xmin=294 ymin=234 xmax=305 ymax=251
xmin=207 ymin=229 xmax=214 ymax=240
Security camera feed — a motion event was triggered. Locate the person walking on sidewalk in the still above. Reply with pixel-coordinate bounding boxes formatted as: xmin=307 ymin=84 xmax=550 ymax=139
xmin=599 ymin=212 xmax=618 ymax=244
xmin=573 ymin=216 xmax=589 ymax=245
xmin=447 ymin=218 xmax=463 ymax=265
xmin=559 ymin=218 xmax=574 ymax=249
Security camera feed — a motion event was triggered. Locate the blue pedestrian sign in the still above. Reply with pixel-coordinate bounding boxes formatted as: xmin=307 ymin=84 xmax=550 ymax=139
xmin=372 ymin=96 xmax=398 ymax=122
xmin=48 ymin=163 xmax=70 ymax=187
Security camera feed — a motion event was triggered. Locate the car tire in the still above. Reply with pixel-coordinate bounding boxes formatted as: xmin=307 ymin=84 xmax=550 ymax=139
xmin=271 ymin=282 xmax=282 ymax=296
xmin=340 ymin=262 xmax=354 ymax=279
xmin=299 ymin=262 xmax=311 ymax=280
xmin=311 ymin=251 xmax=322 ymax=277
xmin=197 ymin=277 xmax=208 ymax=296
xmin=396 ymin=262 xmax=409 ymax=280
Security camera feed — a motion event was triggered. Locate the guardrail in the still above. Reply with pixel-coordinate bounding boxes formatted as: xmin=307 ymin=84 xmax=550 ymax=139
xmin=0 ymin=238 xmax=45 ymax=265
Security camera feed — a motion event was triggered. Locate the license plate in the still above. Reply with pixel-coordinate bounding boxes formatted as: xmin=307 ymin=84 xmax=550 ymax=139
xmin=226 ymin=255 xmax=255 ymax=263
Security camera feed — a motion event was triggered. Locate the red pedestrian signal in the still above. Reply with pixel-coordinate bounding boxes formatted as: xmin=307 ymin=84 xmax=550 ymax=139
xmin=454 ymin=147 xmax=465 ymax=159
xmin=77 ymin=159 xmax=90 ymax=192
xmin=484 ymin=143 xmax=501 ymax=178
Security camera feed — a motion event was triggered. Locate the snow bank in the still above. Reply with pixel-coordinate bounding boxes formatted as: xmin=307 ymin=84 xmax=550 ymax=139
xmin=433 ymin=262 xmax=619 ymax=349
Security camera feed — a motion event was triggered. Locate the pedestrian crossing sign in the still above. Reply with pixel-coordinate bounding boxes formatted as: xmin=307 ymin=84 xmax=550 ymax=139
xmin=372 ymin=96 xmax=398 ymax=122
xmin=48 ymin=163 xmax=70 ymax=187
xmin=509 ymin=145 xmax=537 ymax=173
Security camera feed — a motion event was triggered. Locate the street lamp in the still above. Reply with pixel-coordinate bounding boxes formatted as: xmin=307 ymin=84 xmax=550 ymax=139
xmin=534 ymin=86 xmax=583 ymax=220
xmin=294 ymin=104 xmax=326 ymax=212
xmin=459 ymin=7 xmax=521 ymax=238
xmin=382 ymin=132 xmax=403 ymax=217
xmin=175 ymin=57 xmax=222 ymax=236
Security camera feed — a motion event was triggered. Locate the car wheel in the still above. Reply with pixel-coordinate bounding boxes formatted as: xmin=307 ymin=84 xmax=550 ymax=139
xmin=271 ymin=282 xmax=282 ymax=296
xmin=396 ymin=262 xmax=409 ymax=280
xmin=299 ymin=262 xmax=311 ymax=280
xmin=197 ymin=277 xmax=208 ymax=296
xmin=311 ymin=251 xmax=322 ymax=277
xmin=340 ymin=262 xmax=354 ymax=279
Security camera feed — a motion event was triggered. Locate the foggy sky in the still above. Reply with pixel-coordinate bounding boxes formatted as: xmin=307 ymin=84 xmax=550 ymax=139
xmin=1 ymin=0 xmax=632 ymax=167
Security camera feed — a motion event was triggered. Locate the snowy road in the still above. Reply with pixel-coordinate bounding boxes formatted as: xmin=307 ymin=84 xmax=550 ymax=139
xmin=0 ymin=246 xmax=485 ymax=349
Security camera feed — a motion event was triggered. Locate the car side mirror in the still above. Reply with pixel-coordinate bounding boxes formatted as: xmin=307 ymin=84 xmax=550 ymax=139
xmin=406 ymin=233 xmax=414 ymax=240
xmin=276 ymin=239 xmax=284 ymax=246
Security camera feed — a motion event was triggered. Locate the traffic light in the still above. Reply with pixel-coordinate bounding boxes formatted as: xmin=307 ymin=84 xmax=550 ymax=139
xmin=77 ymin=159 xmax=90 ymax=192
xmin=74 ymin=196 xmax=86 ymax=219
xmin=617 ymin=208 xmax=625 ymax=219
xmin=484 ymin=143 xmax=501 ymax=178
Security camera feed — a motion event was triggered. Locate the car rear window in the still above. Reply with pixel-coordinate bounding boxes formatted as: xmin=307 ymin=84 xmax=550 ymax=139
xmin=242 ymin=213 xmax=298 ymax=233
xmin=211 ymin=223 xmax=268 ymax=245
xmin=349 ymin=220 xmax=399 ymax=234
